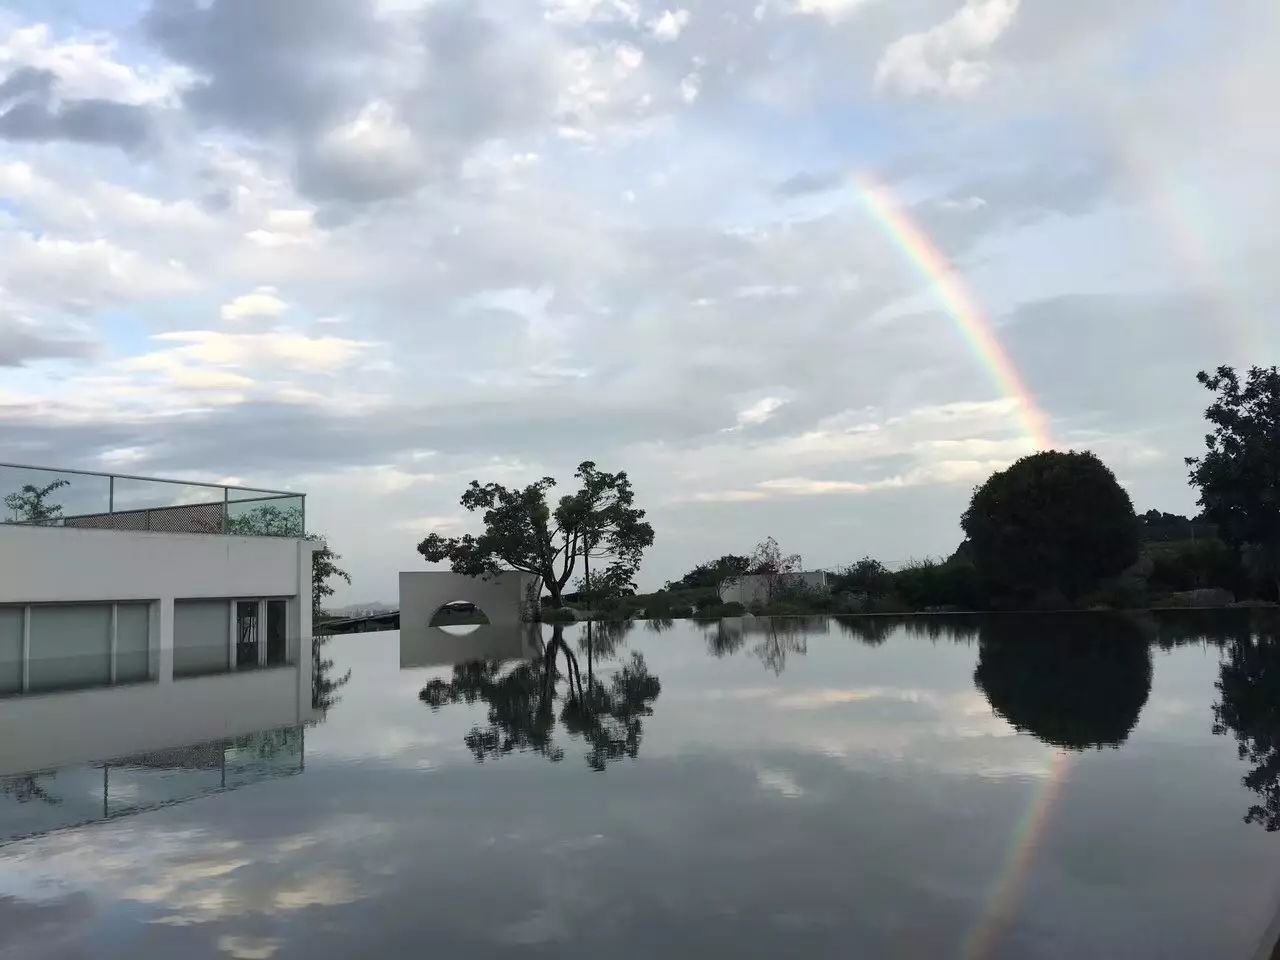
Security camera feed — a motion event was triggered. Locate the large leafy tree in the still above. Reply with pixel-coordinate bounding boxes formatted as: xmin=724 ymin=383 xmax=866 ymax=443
xmin=417 ymin=461 xmax=653 ymax=609
xmin=961 ymin=451 xmax=1140 ymax=604
xmin=1187 ymin=366 xmax=1280 ymax=599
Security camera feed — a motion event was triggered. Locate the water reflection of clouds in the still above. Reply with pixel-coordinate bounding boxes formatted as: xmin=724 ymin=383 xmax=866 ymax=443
xmin=0 ymin=619 xmax=1275 ymax=959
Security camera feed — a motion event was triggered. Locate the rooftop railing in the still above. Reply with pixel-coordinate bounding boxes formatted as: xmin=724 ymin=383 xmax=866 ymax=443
xmin=0 ymin=462 xmax=305 ymax=538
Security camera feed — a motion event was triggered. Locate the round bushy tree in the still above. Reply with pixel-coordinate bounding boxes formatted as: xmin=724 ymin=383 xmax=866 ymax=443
xmin=961 ymin=451 xmax=1139 ymax=604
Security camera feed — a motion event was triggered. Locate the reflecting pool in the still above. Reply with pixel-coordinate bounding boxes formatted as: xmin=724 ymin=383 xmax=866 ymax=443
xmin=2 ymin=611 xmax=1279 ymax=959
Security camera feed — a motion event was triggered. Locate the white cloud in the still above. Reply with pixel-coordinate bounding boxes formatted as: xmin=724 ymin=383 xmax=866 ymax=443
xmin=543 ymin=0 xmax=640 ymax=25
xmin=791 ymin=0 xmax=877 ymax=24
xmin=649 ymin=9 xmax=691 ymax=42
xmin=875 ymin=0 xmax=1021 ymax=98
xmin=220 ymin=286 xmax=289 ymax=323
xmin=0 ymin=23 xmax=189 ymax=104
xmin=680 ymin=72 xmax=701 ymax=103
xmin=736 ymin=396 xmax=789 ymax=427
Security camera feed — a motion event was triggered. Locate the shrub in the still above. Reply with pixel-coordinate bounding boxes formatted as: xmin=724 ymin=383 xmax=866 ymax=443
xmin=542 ymin=607 xmax=577 ymax=623
xmin=962 ymin=450 xmax=1140 ymax=605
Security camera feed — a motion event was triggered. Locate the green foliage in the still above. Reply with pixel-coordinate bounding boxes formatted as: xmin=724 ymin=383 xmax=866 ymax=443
xmin=831 ymin=556 xmax=895 ymax=598
xmin=542 ymin=607 xmax=577 ymax=624
xmin=1187 ymin=365 xmax=1280 ymax=599
xmin=665 ymin=554 xmax=751 ymax=591
xmin=961 ymin=450 xmax=1140 ymax=605
xmin=4 ymin=479 xmax=69 ymax=524
xmin=1140 ymin=509 xmax=1217 ymax=543
xmin=1146 ymin=538 xmax=1240 ymax=595
xmin=892 ymin=557 xmax=983 ymax=611
xmin=307 ymin=535 xmax=351 ymax=618
xmin=642 ymin=593 xmax=691 ymax=619
xmin=418 ymin=460 xmax=654 ymax=608
xmin=225 ymin=503 xmax=303 ymax=536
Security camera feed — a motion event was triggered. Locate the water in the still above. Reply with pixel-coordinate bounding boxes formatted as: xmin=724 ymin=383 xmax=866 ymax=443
xmin=1 ymin=611 xmax=1279 ymax=959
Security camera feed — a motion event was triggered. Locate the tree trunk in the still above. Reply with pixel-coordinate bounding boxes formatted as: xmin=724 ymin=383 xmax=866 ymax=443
xmin=546 ymin=579 xmax=564 ymax=609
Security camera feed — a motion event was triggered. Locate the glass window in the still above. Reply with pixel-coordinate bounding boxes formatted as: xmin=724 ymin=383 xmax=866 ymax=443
xmin=174 ymin=600 xmax=231 ymax=678
xmin=236 ymin=601 xmax=260 ymax=669
xmin=0 ymin=607 xmax=22 ymax=695
xmin=116 ymin=603 xmax=151 ymax=683
xmin=29 ymin=604 xmax=112 ymax=692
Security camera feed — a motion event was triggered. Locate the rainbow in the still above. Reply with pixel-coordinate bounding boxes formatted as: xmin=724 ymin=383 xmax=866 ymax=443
xmin=958 ymin=751 xmax=1076 ymax=960
xmin=854 ymin=173 xmax=1054 ymax=451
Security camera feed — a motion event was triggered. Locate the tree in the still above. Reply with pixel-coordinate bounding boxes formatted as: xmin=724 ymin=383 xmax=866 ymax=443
xmin=664 ymin=555 xmax=752 ymax=592
xmin=312 ymin=539 xmax=351 ymax=619
xmin=4 ymin=479 xmax=69 ymax=524
xmin=741 ymin=536 xmax=802 ymax=603
xmin=834 ymin=556 xmax=895 ymax=598
xmin=224 ymin=503 xmax=302 ymax=536
xmin=1187 ymin=366 xmax=1280 ymax=600
xmin=219 ymin=504 xmax=348 ymax=619
xmin=961 ymin=451 xmax=1140 ymax=605
xmin=417 ymin=461 xmax=653 ymax=609
xmin=564 ymin=461 xmax=654 ymax=606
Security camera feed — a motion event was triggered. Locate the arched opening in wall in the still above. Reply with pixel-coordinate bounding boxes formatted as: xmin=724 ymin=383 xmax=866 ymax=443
xmin=429 ymin=601 xmax=492 ymax=636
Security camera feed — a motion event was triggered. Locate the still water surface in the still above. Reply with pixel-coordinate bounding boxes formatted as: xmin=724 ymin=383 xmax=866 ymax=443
xmin=1 ymin=612 xmax=1279 ymax=959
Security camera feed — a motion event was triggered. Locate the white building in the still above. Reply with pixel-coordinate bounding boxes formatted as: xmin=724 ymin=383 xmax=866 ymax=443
xmin=718 ymin=570 xmax=830 ymax=607
xmin=0 ymin=462 xmax=316 ymax=700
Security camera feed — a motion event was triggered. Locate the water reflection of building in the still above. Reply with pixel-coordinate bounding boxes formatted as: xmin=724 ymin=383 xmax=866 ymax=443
xmin=0 ymin=661 xmax=313 ymax=845
xmin=399 ymin=623 xmax=544 ymax=669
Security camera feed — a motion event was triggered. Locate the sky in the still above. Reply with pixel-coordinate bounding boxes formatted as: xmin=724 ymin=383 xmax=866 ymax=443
xmin=0 ymin=0 xmax=1277 ymax=604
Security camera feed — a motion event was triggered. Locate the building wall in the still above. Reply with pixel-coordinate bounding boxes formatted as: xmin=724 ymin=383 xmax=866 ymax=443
xmin=718 ymin=571 xmax=830 ymax=607
xmin=399 ymin=571 xmax=541 ymax=631
xmin=0 ymin=525 xmax=316 ymax=695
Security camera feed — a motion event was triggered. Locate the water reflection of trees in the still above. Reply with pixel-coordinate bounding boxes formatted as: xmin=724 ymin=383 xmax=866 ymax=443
xmin=974 ymin=614 xmax=1153 ymax=750
xmin=1212 ymin=612 xmax=1280 ymax=831
xmin=833 ymin=615 xmax=982 ymax=646
xmin=419 ymin=625 xmax=661 ymax=771
xmin=701 ymin=617 xmax=818 ymax=674
xmin=312 ymin=635 xmax=352 ymax=718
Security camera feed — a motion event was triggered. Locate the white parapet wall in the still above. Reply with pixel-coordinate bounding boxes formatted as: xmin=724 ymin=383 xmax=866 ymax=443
xmin=0 ymin=524 xmax=317 ymax=696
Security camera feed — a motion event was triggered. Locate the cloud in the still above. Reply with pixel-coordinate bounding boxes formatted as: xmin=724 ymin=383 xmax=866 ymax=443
xmin=774 ymin=169 xmax=846 ymax=197
xmin=141 ymin=330 xmax=375 ymax=375
xmin=791 ymin=0 xmax=877 ymax=23
xmin=0 ymin=313 xmax=98 ymax=366
xmin=220 ymin=287 xmax=289 ymax=323
xmin=735 ymin=396 xmax=789 ymax=428
xmin=0 ymin=65 xmax=154 ymax=149
xmin=875 ymin=0 xmax=1021 ymax=98
xmin=649 ymin=9 xmax=691 ymax=42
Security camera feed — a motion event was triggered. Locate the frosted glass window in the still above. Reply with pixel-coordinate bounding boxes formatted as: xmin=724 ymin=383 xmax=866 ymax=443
xmin=174 ymin=600 xmax=230 ymax=678
xmin=0 ymin=607 xmax=21 ymax=695
xmin=116 ymin=603 xmax=151 ymax=683
xmin=29 ymin=604 xmax=112 ymax=692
